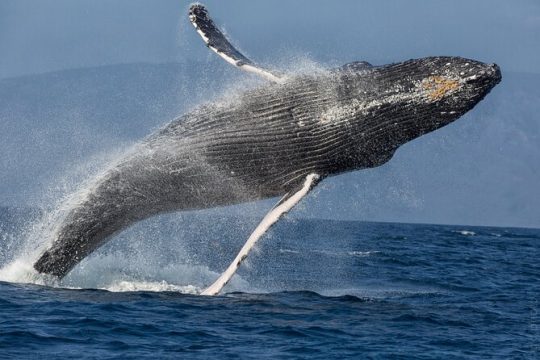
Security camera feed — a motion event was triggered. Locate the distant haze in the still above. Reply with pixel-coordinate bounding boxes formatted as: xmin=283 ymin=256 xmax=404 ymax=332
xmin=0 ymin=1 xmax=539 ymax=228
xmin=1 ymin=0 xmax=539 ymax=78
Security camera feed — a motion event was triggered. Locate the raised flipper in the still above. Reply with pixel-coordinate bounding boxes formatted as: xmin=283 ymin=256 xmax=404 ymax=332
xmin=201 ymin=173 xmax=321 ymax=296
xmin=189 ymin=4 xmax=284 ymax=83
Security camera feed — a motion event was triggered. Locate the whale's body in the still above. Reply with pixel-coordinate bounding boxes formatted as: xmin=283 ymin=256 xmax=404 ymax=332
xmin=34 ymin=56 xmax=501 ymax=278
xmin=33 ymin=4 xmax=503 ymax=295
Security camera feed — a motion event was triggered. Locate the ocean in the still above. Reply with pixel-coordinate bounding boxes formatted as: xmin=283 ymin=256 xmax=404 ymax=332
xmin=0 ymin=208 xmax=538 ymax=359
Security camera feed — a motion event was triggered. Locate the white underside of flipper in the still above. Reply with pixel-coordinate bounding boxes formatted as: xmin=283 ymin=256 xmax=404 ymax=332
xmin=201 ymin=174 xmax=320 ymax=296
xmin=189 ymin=4 xmax=284 ymax=83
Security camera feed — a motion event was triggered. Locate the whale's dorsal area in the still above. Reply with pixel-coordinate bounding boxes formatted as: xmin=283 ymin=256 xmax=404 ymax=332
xmin=338 ymin=61 xmax=374 ymax=72
xmin=189 ymin=4 xmax=283 ymax=83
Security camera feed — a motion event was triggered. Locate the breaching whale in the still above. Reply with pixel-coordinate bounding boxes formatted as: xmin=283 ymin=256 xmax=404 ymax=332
xmin=34 ymin=4 xmax=501 ymax=295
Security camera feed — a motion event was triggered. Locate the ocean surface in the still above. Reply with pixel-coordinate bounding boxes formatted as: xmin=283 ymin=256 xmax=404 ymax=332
xmin=0 ymin=208 xmax=538 ymax=359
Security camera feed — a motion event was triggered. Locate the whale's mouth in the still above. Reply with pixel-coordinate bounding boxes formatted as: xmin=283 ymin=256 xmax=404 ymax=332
xmin=462 ymin=62 xmax=502 ymax=110
xmin=429 ymin=61 xmax=502 ymax=117
xmin=486 ymin=63 xmax=502 ymax=84
xmin=463 ymin=63 xmax=502 ymax=88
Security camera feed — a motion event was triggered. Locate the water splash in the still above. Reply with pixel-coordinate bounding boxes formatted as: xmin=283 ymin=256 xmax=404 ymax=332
xmin=0 ymin=54 xmax=331 ymax=293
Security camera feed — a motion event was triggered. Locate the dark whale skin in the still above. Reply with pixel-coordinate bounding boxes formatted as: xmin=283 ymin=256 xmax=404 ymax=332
xmin=34 ymin=56 xmax=501 ymax=277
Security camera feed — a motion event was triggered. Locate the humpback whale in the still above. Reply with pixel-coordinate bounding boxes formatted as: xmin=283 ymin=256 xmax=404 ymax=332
xmin=34 ymin=4 xmax=501 ymax=295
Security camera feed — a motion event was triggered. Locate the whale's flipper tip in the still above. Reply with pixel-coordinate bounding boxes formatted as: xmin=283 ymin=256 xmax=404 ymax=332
xmin=188 ymin=3 xmax=283 ymax=83
xmin=189 ymin=3 xmax=206 ymax=14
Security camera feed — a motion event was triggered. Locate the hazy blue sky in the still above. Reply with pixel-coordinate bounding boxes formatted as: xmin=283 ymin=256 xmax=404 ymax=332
xmin=0 ymin=0 xmax=539 ymax=78
xmin=0 ymin=1 xmax=539 ymax=228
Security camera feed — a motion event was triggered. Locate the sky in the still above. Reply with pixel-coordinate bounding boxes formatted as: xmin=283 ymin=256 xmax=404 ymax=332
xmin=0 ymin=0 xmax=539 ymax=228
xmin=0 ymin=0 xmax=539 ymax=79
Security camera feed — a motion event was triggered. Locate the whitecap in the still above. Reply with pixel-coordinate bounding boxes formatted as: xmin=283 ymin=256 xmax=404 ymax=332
xmin=279 ymin=249 xmax=300 ymax=254
xmin=455 ymin=230 xmax=476 ymax=236
xmin=102 ymin=280 xmax=200 ymax=294
xmin=347 ymin=250 xmax=379 ymax=257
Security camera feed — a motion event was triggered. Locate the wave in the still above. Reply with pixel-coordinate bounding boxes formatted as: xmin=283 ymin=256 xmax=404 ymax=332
xmin=0 ymin=246 xmax=250 ymax=294
xmin=453 ymin=230 xmax=476 ymax=236
xmin=347 ymin=250 xmax=380 ymax=257
xmin=309 ymin=249 xmax=379 ymax=257
xmin=102 ymin=280 xmax=200 ymax=294
xmin=278 ymin=248 xmax=300 ymax=254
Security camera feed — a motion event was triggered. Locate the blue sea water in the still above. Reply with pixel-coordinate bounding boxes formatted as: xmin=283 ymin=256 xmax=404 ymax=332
xmin=0 ymin=208 xmax=538 ymax=359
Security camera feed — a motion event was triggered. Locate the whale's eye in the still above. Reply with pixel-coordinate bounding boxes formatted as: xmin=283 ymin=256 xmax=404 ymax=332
xmin=421 ymin=76 xmax=461 ymax=101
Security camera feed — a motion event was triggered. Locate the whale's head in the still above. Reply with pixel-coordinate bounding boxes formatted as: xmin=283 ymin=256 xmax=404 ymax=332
xmin=390 ymin=57 xmax=502 ymax=126
xmin=332 ymin=56 xmax=501 ymax=168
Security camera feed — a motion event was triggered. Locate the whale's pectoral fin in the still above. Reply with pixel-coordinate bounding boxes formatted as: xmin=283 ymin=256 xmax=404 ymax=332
xmin=201 ymin=173 xmax=322 ymax=296
xmin=189 ymin=4 xmax=284 ymax=83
